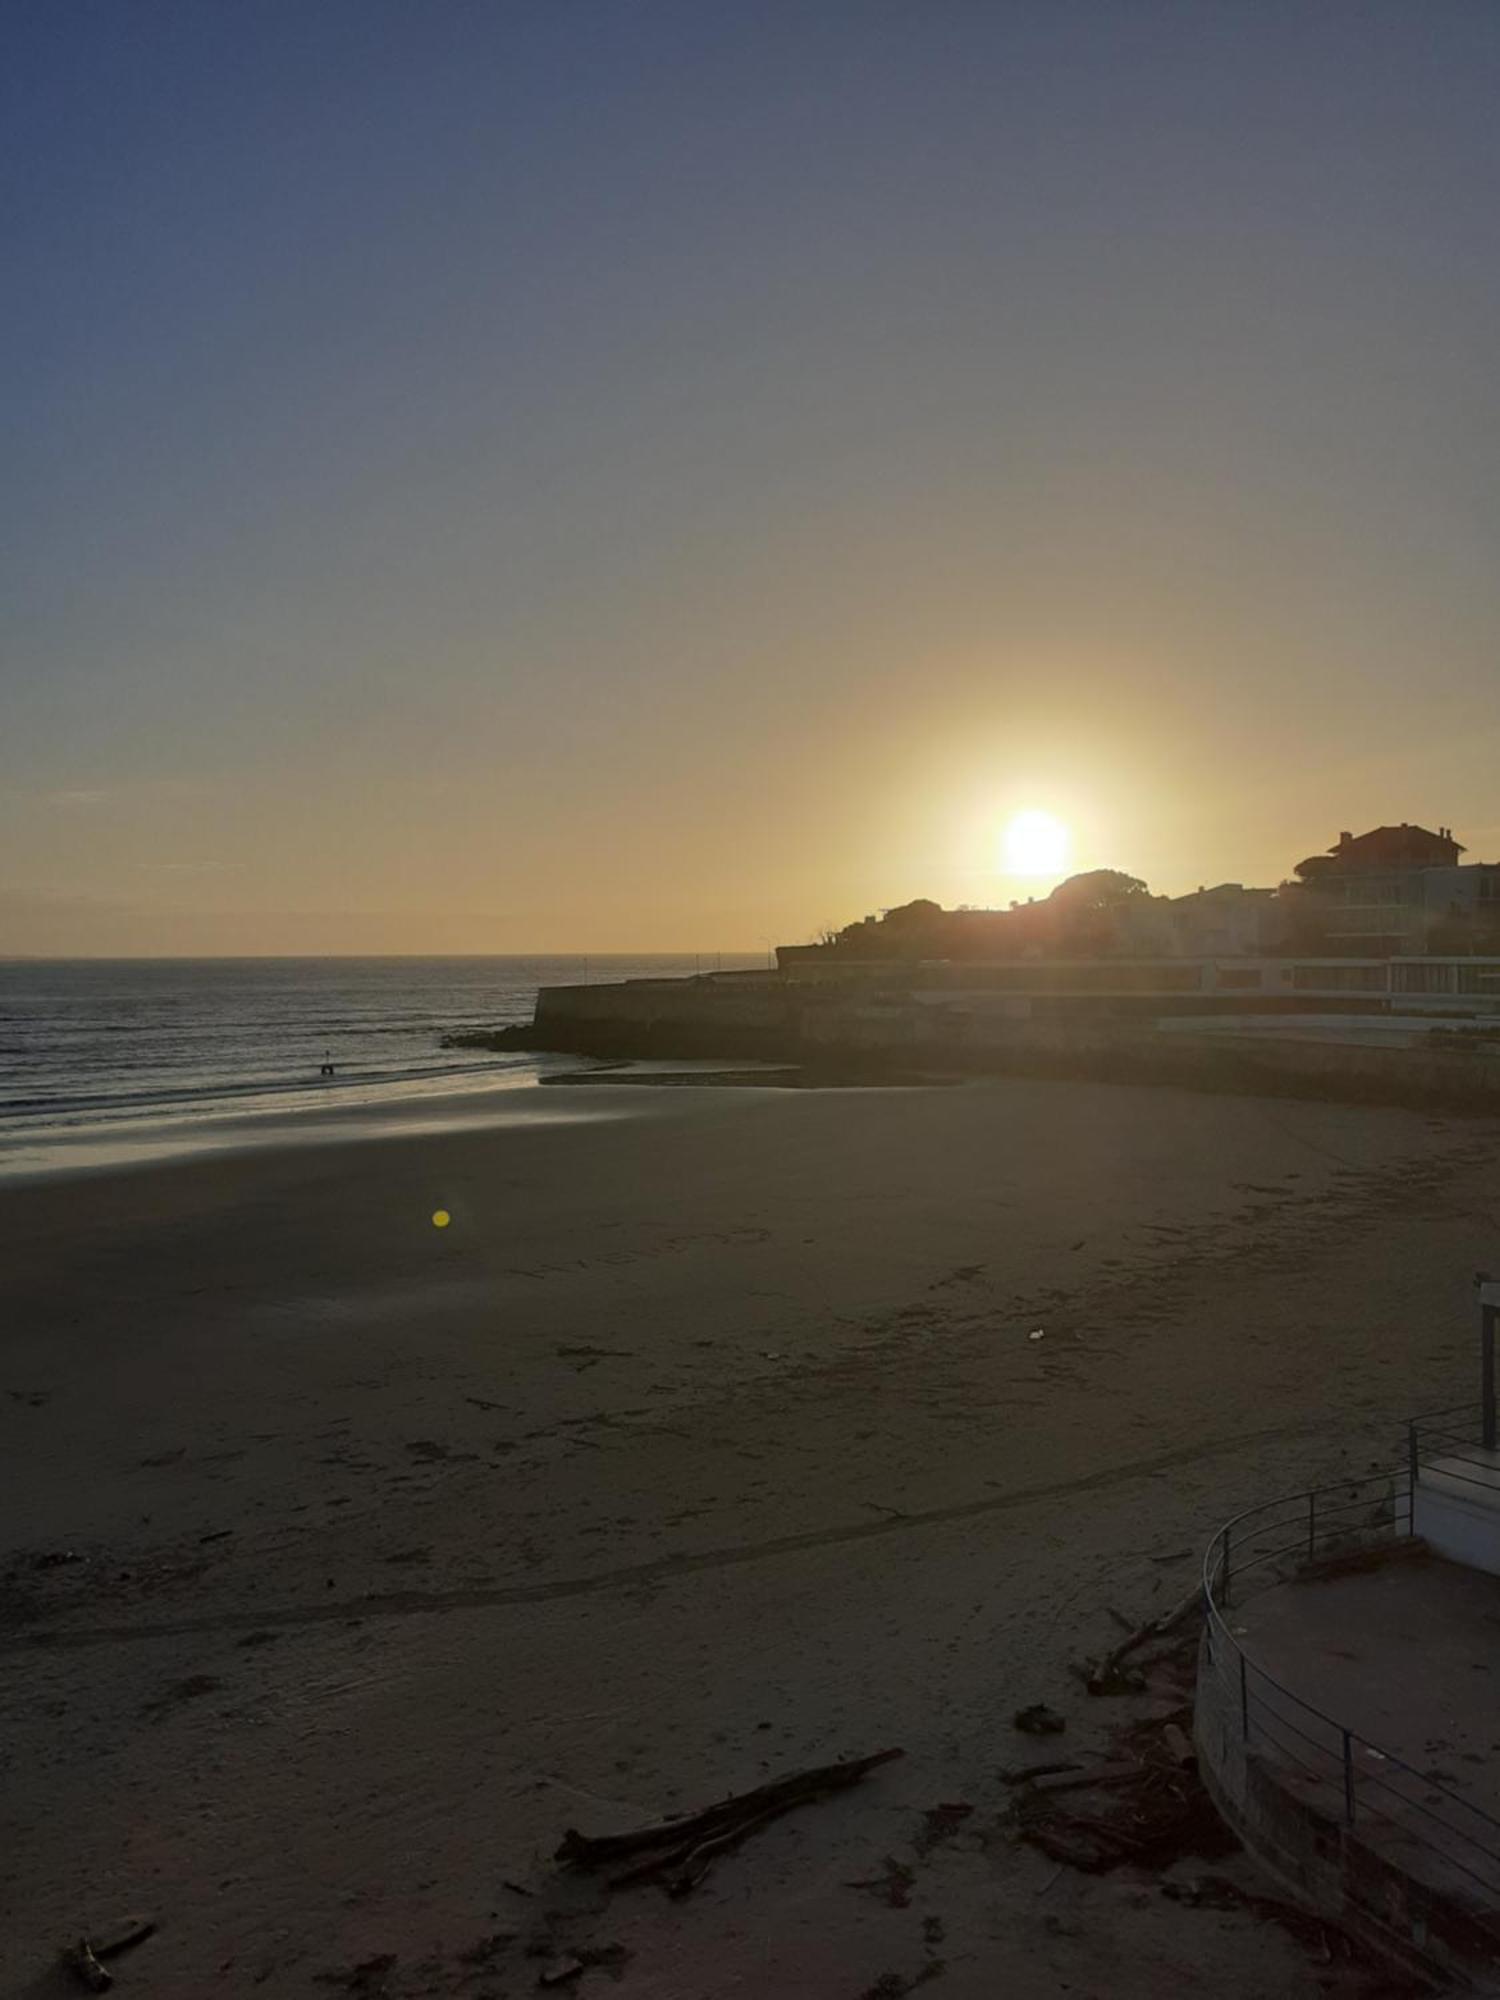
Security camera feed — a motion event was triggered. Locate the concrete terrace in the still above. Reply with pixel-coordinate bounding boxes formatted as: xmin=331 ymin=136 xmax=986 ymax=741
xmin=1236 ymin=1545 xmax=1500 ymax=1908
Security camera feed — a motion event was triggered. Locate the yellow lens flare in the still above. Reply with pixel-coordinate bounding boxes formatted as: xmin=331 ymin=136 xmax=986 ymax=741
xmin=431 ymin=1209 xmax=451 ymax=1229
xmin=1003 ymin=810 xmax=1070 ymax=876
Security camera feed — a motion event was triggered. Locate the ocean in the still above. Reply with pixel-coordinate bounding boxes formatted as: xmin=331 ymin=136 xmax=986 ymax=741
xmin=0 ymin=956 xmax=762 ymax=1150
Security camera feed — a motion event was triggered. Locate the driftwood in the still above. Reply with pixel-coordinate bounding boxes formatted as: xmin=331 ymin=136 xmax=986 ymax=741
xmin=62 ymin=1918 xmax=156 ymax=1991
xmin=94 ymin=1918 xmax=156 ymax=1961
xmin=1020 ymin=1761 xmax=1146 ymax=1797
xmin=556 ymin=1748 xmax=903 ymax=1894
xmin=63 ymin=1942 xmax=112 ymax=1993
xmin=1162 ymin=1722 xmax=1195 ymax=1768
xmin=1081 ymin=1585 xmax=1202 ymax=1695
xmin=1000 ymin=1759 xmax=1081 ymax=1786
xmin=1011 ymin=1704 xmax=1234 ymax=1877
xmin=621 ymin=1801 xmax=790 ymax=1898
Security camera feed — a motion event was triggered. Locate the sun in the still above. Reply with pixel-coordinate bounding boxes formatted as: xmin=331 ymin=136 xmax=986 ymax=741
xmin=1003 ymin=809 xmax=1070 ymax=876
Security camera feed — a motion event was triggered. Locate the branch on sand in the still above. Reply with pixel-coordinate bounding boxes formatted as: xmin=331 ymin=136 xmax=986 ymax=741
xmin=1078 ymin=1585 xmax=1203 ymax=1695
xmin=61 ymin=1918 xmax=156 ymax=1992
xmin=555 ymin=1748 xmax=904 ymax=1896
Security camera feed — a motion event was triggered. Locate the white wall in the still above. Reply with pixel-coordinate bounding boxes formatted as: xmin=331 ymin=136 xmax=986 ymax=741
xmin=1412 ymin=1455 xmax=1500 ymax=1577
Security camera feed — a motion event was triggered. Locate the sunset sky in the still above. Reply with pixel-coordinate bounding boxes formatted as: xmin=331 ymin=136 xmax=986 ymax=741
xmin=5 ymin=2 xmax=1500 ymax=955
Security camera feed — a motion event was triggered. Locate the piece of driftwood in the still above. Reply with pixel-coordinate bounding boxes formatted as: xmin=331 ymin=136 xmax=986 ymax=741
xmin=606 ymin=1801 xmax=787 ymax=1891
xmin=1001 ymin=1760 xmax=1081 ymax=1786
xmin=660 ymin=1802 xmax=792 ymax=1897
xmin=1075 ymin=1656 xmax=1145 ymax=1696
xmin=537 ymin=1958 xmax=584 ymax=1988
xmin=62 ymin=1940 xmax=112 ymax=1992
xmin=556 ymin=1748 xmax=903 ymax=1892
xmin=62 ymin=1917 xmax=157 ymax=1992
xmin=94 ymin=1917 xmax=156 ymax=1961
xmin=1162 ymin=1723 xmax=1195 ymax=1767
xmin=1082 ymin=1586 xmax=1202 ymax=1695
xmin=1021 ymin=1761 xmax=1146 ymax=1797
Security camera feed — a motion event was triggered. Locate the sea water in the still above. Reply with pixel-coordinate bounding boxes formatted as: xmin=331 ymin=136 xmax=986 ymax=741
xmin=0 ymin=956 xmax=761 ymax=1157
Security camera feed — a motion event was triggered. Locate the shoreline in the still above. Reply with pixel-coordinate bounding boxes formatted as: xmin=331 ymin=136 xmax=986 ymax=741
xmin=0 ymin=1059 xmax=957 ymax=1185
xmin=0 ymin=1067 xmax=608 ymax=1184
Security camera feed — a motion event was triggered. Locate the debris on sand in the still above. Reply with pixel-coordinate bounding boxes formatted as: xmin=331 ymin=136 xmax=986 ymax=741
xmin=61 ymin=1917 xmax=157 ymax=1991
xmin=1011 ymin=1705 xmax=1235 ymax=1875
xmin=1012 ymin=1703 xmax=1067 ymax=1736
xmin=97 ymin=1917 xmax=155 ymax=1957
xmin=556 ymin=1747 xmax=904 ymax=1897
xmin=538 ymin=1958 xmax=585 ymax=1987
xmin=1161 ymin=1722 xmax=1195 ymax=1767
xmin=844 ymin=1855 xmax=915 ymax=1907
xmin=1000 ymin=1760 xmax=1080 ymax=1785
xmin=914 ymin=1800 xmax=974 ymax=1854
xmin=1076 ymin=1584 xmax=1203 ymax=1697
xmin=62 ymin=1940 xmax=111 ymax=1992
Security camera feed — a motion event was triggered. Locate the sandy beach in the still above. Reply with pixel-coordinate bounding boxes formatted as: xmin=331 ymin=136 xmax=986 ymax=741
xmin=3 ymin=1075 xmax=1497 ymax=1998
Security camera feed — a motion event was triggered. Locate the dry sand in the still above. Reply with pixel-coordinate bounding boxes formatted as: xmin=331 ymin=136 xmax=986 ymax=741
xmin=2 ymin=1075 xmax=1497 ymax=1998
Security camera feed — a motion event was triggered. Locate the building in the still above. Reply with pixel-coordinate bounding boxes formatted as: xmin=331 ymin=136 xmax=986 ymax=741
xmin=779 ymin=820 xmax=1500 ymax=970
xmin=1290 ymin=823 xmax=1500 ymax=955
xmin=1299 ymin=824 xmax=1465 ymax=874
xmin=1161 ymin=883 xmax=1284 ymax=957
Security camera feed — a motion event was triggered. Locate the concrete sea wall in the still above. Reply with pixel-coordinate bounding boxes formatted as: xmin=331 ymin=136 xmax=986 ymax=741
xmin=1196 ymin=1628 xmax=1500 ymax=1990
xmin=534 ymin=974 xmax=796 ymax=1058
xmin=530 ymin=976 xmax=1500 ymax=1110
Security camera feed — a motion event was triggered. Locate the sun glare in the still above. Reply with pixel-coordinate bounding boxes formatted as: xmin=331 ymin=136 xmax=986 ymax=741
xmin=1003 ymin=809 xmax=1070 ymax=877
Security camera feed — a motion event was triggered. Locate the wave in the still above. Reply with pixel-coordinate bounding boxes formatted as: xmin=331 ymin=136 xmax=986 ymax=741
xmin=0 ymin=1053 xmax=540 ymax=1131
xmin=0 ymin=954 xmax=763 ymax=1142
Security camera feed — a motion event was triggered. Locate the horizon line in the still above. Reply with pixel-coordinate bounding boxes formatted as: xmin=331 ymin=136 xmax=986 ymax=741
xmin=0 ymin=948 xmax=773 ymax=964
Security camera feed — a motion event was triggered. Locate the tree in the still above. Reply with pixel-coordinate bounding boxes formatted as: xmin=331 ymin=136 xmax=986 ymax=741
xmin=880 ymin=898 xmax=945 ymax=928
xmin=1046 ymin=869 xmax=1150 ymax=910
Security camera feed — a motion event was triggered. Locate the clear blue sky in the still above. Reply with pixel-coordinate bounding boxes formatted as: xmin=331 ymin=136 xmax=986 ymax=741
xmin=5 ymin=1 xmax=1499 ymax=951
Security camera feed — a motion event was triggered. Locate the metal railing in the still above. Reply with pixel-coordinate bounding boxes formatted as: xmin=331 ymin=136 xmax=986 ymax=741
xmin=1408 ymin=1401 xmax=1500 ymax=1479
xmin=1201 ymin=1438 xmax=1500 ymax=1916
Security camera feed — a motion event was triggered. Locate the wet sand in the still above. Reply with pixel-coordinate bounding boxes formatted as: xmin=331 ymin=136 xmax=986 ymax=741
xmin=1 ymin=1076 xmax=1496 ymax=1997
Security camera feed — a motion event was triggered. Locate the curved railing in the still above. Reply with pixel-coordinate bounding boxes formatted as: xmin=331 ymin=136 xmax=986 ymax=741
xmin=1200 ymin=1425 xmax=1500 ymax=1919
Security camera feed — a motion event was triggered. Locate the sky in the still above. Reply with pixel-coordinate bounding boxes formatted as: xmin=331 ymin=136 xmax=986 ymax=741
xmin=4 ymin=0 xmax=1500 ymax=955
